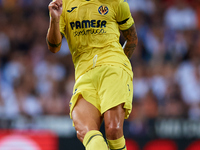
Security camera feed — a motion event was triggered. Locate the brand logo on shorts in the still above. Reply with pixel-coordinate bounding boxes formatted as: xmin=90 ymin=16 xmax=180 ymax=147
xmin=73 ymin=88 xmax=77 ymax=95
xmin=98 ymin=5 xmax=109 ymax=15
xmin=127 ymin=84 xmax=130 ymax=91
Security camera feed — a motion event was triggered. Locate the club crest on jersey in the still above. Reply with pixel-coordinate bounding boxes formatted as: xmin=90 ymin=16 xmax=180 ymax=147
xmin=98 ymin=5 xmax=109 ymax=15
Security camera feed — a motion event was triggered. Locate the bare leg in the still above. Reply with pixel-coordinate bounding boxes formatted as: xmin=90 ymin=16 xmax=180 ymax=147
xmin=104 ymin=104 xmax=127 ymax=150
xmin=104 ymin=103 xmax=125 ymax=140
xmin=71 ymin=95 xmax=103 ymax=142
xmin=72 ymin=95 xmax=108 ymax=150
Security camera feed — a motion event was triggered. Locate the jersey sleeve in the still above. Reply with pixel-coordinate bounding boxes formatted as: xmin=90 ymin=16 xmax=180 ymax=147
xmin=116 ymin=0 xmax=134 ymax=31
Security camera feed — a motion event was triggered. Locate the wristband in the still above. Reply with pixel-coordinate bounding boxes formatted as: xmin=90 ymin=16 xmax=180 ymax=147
xmin=46 ymin=38 xmax=61 ymax=47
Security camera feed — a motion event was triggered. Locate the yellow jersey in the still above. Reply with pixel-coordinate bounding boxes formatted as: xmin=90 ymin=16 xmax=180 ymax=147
xmin=59 ymin=0 xmax=134 ymax=80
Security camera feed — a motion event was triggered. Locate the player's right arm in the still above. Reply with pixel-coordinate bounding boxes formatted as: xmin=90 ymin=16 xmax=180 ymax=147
xmin=46 ymin=0 xmax=63 ymax=53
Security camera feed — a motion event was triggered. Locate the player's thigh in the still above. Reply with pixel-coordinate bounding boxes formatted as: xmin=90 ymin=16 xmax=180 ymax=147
xmin=72 ymin=95 xmax=103 ymax=142
xmin=104 ymin=103 xmax=126 ymax=140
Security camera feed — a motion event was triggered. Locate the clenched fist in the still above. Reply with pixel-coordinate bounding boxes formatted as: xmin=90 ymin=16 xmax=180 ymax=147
xmin=48 ymin=0 xmax=63 ymax=23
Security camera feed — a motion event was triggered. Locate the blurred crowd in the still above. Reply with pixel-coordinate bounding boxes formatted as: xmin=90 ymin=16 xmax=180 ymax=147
xmin=0 ymin=0 xmax=200 ymax=135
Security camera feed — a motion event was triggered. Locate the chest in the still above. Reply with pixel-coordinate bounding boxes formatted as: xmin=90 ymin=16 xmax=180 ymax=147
xmin=64 ymin=0 xmax=115 ymax=23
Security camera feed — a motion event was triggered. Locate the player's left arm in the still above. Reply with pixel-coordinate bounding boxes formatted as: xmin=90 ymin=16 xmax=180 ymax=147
xmin=116 ymin=0 xmax=138 ymax=59
xmin=121 ymin=24 xmax=138 ymax=59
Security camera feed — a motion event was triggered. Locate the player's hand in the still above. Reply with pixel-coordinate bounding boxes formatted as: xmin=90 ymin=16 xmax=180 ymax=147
xmin=48 ymin=0 xmax=63 ymax=23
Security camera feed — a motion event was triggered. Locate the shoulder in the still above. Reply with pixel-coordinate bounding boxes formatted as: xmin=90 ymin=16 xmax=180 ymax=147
xmin=98 ymin=0 xmax=121 ymax=6
xmin=109 ymin=0 xmax=129 ymax=11
xmin=62 ymin=0 xmax=73 ymax=7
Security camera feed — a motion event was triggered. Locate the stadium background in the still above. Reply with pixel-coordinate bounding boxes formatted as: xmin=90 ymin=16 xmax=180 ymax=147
xmin=0 ymin=0 xmax=200 ymax=149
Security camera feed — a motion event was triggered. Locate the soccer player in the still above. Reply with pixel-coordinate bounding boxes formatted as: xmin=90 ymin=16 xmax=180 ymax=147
xmin=47 ymin=0 xmax=138 ymax=149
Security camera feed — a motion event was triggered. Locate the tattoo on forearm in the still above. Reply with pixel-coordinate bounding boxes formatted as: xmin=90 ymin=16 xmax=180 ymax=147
xmin=122 ymin=24 xmax=138 ymax=59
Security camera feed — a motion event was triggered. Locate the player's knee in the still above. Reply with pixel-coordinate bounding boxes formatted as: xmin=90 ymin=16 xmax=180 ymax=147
xmin=105 ymin=124 xmax=122 ymax=139
xmin=76 ymin=129 xmax=87 ymax=142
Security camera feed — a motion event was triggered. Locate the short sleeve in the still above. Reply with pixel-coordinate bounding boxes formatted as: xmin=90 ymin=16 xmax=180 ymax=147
xmin=116 ymin=0 xmax=134 ymax=31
